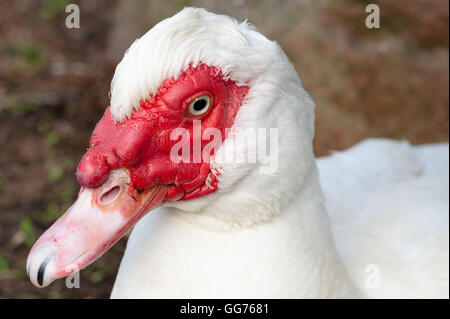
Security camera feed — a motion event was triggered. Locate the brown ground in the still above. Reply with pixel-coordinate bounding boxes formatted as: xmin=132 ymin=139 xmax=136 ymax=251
xmin=0 ymin=0 xmax=448 ymax=298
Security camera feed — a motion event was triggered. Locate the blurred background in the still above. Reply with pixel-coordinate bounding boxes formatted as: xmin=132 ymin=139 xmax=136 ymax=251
xmin=0 ymin=0 xmax=448 ymax=298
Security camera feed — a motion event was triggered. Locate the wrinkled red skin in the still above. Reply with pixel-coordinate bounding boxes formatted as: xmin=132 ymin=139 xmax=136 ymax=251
xmin=76 ymin=64 xmax=248 ymax=202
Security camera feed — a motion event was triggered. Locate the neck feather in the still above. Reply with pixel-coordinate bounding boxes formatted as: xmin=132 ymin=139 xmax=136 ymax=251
xmin=137 ymin=162 xmax=360 ymax=297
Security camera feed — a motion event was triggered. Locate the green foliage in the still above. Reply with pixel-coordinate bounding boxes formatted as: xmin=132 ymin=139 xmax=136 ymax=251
xmin=59 ymin=186 xmax=75 ymax=201
xmin=6 ymin=41 xmax=47 ymax=75
xmin=12 ymin=269 xmax=27 ymax=280
xmin=41 ymin=202 xmax=63 ymax=223
xmin=0 ymin=256 xmax=10 ymax=271
xmin=19 ymin=217 xmax=36 ymax=248
xmin=49 ymin=290 xmax=66 ymax=299
xmin=34 ymin=200 xmax=69 ymax=224
xmin=40 ymin=0 xmax=69 ymax=21
xmin=89 ymin=269 xmax=106 ymax=283
xmin=46 ymin=131 xmax=60 ymax=147
xmin=85 ymin=264 xmax=107 ymax=284
xmin=49 ymin=166 xmax=63 ymax=182
xmin=7 ymin=101 xmax=37 ymax=117
xmin=15 ymin=42 xmax=45 ymax=65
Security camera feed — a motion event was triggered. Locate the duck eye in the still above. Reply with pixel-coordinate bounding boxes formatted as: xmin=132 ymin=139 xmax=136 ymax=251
xmin=187 ymin=95 xmax=211 ymax=117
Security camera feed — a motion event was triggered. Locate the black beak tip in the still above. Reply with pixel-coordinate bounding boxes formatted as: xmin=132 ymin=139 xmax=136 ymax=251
xmin=37 ymin=256 xmax=50 ymax=287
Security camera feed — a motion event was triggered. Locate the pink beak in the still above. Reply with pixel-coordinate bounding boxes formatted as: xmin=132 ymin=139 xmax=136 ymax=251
xmin=26 ymin=169 xmax=167 ymax=287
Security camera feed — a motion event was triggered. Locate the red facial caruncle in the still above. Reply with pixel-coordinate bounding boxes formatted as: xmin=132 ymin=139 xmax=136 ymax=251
xmin=77 ymin=63 xmax=248 ymax=201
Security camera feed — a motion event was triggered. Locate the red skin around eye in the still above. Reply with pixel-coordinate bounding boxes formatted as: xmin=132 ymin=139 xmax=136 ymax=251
xmin=77 ymin=63 xmax=248 ymax=201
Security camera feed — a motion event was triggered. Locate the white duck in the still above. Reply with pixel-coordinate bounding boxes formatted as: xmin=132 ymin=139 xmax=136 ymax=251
xmin=27 ymin=8 xmax=449 ymax=298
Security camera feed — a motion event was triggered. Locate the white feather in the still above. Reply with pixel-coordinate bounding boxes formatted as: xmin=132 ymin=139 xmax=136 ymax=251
xmin=109 ymin=8 xmax=449 ymax=298
xmin=318 ymin=139 xmax=449 ymax=298
xmin=110 ymin=7 xmax=273 ymax=122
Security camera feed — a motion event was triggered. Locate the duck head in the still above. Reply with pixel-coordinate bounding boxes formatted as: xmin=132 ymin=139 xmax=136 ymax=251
xmin=27 ymin=7 xmax=316 ymax=287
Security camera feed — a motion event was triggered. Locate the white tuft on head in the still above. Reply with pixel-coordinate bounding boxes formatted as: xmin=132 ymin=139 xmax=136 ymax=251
xmin=110 ymin=7 xmax=274 ymax=122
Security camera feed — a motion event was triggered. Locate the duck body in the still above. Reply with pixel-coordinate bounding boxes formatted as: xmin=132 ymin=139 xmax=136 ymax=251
xmin=319 ymin=139 xmax=449 ymax=298
xmin=111 ymin=164 xmax=359 ymax=298
xmin=112 ymin=139 xmax=448 ymax=299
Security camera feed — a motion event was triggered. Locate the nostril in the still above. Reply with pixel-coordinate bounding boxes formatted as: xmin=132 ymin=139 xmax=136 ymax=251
xmin=99 ymin=185 xmax=122 ymax=205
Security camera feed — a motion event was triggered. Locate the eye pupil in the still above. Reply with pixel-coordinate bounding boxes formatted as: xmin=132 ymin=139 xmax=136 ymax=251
xmin=187 ymin=94 xmax=211 ymax=117
xmin=193 ymin=98 xmax=207 ymax=111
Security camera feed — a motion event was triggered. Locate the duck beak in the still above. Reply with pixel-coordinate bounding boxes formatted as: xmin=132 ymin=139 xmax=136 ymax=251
xmin=26 ymin=169 xmax=167 ymax=288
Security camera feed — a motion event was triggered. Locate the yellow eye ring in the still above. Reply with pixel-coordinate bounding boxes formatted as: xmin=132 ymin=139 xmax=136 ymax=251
xmin=187 ymin=95 xmax=211 ymax=117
